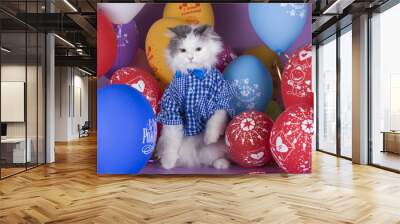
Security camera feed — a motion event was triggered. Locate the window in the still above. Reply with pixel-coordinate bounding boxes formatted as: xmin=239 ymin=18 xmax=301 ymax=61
xmin=339 ymin=28 xmax=352 ymax=158
xmin=317 ymin=36 xmax=337 ymax=155
xmin=0 ymin=1 xmax=46 ymax=179
xmin=370 ymin=3 xmax=400 ymax=171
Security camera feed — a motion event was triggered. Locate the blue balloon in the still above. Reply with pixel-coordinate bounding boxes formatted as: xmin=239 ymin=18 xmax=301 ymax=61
xmin=224 ymin=55 xmax=273 ymax=114
xmin=248 ymin=3 xmax=308 ymax=54
xmin=98 ymin=84 xmax=157 ymax=174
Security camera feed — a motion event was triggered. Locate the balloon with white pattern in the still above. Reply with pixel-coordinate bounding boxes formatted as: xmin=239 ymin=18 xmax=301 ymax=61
xmin=110 ymin=67 xmax=163 ymax=114
xmin=216 ymin=45 xmax=236 ymax=73
xmin=248 ymin=3 xmax=308 ymax=53
xmin=225 ymin=110 xmax=274 ymax=168
xmin=281 ymin=44 xmax=313 ymax=108
xmin=223 ymin=55 xmax=273 ymax=114
xmin=270 ymin=104 xmax=314 ymax=173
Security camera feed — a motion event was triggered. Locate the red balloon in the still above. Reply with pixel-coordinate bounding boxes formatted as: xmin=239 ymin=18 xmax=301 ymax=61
xmin=281 ymin=44 xmax=313 ymax=108
xmin=270 ymin=104 xmax=314 ymax=173
xmin=216 ymin=45 xmax=236 ymax=73
xmin=110 ymin=67 xmax=163 ymax=114
xmin=97 ymin=11 xmax=117 ymax=77
xmin=225 ymin=111 xmax=274 ymax=168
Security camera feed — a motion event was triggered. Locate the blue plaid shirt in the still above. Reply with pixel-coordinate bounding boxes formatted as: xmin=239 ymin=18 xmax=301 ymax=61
xmin=157 ymin=67 xmax=235 ymax=136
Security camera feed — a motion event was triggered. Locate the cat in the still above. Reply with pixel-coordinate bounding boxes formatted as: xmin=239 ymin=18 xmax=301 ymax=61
xmin=156 ymin=24 xmax=235 ymax=170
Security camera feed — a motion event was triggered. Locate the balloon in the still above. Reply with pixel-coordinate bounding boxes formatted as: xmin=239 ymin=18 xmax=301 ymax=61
xmin=97 ymin=11 xmax=117 ymax=77
xmin=145 ymin=18 xmax=188 ymax=84
xmin=248 ymin=3 xmax=308 ymax=53
xmin=110 ymin=67 xmax=163 ymax=113
xmin=98 ymin=3 xmax=145 ymax=25
xmin=216 ymin=45 xmax=236 ymax=73
xmin=243 ymin=45 xmax=283 ymax=100
xmin=106 ymin=19 xmax=139 ymax=78
xmin=281 ymin=44 xmax=313 ymax=108
xmin=270 ymin=104 xmax=313 ymax=173
xmin=163 ymin=3 xmax=214 ymax=26
xmin=225 ymin=111 xmax=274 ymax=168
xmin=98 ymin=84 xmax=157 ymax=174
xmin=265 ymin=101 xmax=282 ymax=121
xmin=223 ymin=55 xmax=273 ymax=114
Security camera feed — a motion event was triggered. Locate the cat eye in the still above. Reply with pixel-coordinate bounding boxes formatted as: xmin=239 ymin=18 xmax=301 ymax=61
xmin=180 ymin=48 xmax=186 ymax=53
xmin=196 ymin=47 xmax=202 ymax=51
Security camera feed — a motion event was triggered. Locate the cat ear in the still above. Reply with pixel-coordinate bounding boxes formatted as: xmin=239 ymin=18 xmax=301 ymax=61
xmin=167 ymin=25 xmax=191 ymax=38
xmin=166 ymin=27 xmax=177 ymax=38
xmin=194 ymin=25 xmax=211 ymax=36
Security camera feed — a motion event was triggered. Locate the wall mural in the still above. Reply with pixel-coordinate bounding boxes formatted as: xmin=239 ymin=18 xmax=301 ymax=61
xmin=97 ymin=3 xmax=313 ymax=174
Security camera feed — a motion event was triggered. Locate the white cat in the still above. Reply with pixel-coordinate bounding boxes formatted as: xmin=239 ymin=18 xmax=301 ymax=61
xmin=156 ymin=24 xmax=234 ymax=170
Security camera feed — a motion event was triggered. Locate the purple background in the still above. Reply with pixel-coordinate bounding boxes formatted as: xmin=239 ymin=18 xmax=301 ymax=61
xmin=134 ymin=3 xmax=311 ymax=64
xmin=140 ymin=160 xmax=283 ymax=174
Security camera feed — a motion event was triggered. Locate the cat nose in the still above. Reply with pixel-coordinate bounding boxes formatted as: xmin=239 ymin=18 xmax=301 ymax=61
xmin=188 ymin=56 xmax=194 ymax=61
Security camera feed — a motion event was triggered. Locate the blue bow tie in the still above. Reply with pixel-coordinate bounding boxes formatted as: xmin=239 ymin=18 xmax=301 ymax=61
xmin=175 ymin=68 xmax=207 ymax=80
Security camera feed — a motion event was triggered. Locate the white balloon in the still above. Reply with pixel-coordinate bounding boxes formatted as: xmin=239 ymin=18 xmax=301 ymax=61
xmin=98 ymin=3 xmax=145 ymax=25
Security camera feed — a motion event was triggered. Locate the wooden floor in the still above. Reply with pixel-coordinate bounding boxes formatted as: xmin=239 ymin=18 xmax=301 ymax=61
xmin=1 ymin=167 xmax=26 ymax=178
xmin=1 ymin=136 xmax=400 ymax=224
xmin=372 ymin=150 xmax=400 ymax=171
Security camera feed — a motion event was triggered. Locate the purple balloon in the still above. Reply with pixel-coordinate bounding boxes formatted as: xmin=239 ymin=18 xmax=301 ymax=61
xmin=106 ymin=19 xmax=139 ymax=79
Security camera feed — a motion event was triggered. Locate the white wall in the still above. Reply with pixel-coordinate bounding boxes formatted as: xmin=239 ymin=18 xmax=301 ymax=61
xmin=54 ymin=67 xmax=89 ymax=141
xmin=1 ymin=64 xmax=38 ymax=138
xmin=55 ymin=67 xmax=70 ymax=141
xmin=71 ymin=73 xmax=89 ymax=139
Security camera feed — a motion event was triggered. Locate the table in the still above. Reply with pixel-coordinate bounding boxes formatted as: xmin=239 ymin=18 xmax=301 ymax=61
xmin=1 ymin=138 xmax=31 ymax=163
xmin=381 ymin=131 xmax=400 ymax=154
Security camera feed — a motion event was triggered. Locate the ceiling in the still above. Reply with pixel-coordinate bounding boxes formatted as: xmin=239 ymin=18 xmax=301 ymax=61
xmin=0 ymin=0 xmax=97 ymax=73
xmin=311 ymin=0 xmax=390 ymax=44
xmin=0 ymin=0 xmax=394 ymax=73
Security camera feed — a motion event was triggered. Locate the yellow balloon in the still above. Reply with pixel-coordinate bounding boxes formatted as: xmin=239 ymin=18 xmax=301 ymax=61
xmin=243 ymin=45 xmax=283 ymax=100
xmin=163 ymin=3 xmax=214 ymax=26
xmin=145 ymin=18 xmax=188 ymax=84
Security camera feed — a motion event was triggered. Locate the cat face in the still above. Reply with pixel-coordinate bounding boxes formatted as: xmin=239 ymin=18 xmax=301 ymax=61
xmin=166 ymin=25 xmax=223 ymax=72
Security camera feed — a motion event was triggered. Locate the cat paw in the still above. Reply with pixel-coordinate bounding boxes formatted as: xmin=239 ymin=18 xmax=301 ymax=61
xmin=213 ymin=158 xmax=230 ymax=169
xmin=160 ymin=155 xmax=178 ymax=170
xmin=204 ymin=128 xmax=221 ymax=145
xmin=204 ymin=110 xmax=228 ymax=145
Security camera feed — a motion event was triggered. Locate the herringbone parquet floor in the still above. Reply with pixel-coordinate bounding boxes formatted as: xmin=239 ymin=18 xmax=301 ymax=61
xmin=1 ymin=135 xmax=400 ymax=224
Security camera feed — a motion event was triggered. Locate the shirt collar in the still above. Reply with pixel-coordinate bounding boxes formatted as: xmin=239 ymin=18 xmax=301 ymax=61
xmin=175 ymin=68 xmax=208 ymax=80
